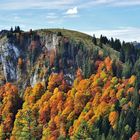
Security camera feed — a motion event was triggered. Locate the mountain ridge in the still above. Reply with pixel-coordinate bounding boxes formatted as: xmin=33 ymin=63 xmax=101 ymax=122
xmin=0 ymin=28 xmax=119 ymax=87
xmin=0 ymin=28 xmax=139 ymax=140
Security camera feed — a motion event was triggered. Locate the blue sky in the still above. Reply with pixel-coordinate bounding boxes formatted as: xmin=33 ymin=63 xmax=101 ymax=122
xmin=0 ymin=0 xmax=140 ymax=42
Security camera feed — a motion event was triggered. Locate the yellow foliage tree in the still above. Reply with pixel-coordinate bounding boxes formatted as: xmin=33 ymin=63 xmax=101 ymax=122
xmin=109 ymin=111 xmax=119 ymax=129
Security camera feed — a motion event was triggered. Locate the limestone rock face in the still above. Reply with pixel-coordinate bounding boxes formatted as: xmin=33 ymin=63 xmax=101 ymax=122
xmin=0 ymin=38 xmax=20 ymax=81
xmin=0 ymin=32 xmax=60 ymax=87
xmin=0 ymin=30 xmax=90 ymax=90
xmin=45 ymin=33 xmax=59 ymax=50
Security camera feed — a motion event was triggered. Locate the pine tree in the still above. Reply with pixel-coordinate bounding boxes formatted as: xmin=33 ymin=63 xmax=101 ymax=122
xmin=10 ymin=27 xmax=13 ymax=33
xmin=136 ymin=114 xmax=140 ymax=131
xmin=92 ymin=34 xmax=97 ymax=45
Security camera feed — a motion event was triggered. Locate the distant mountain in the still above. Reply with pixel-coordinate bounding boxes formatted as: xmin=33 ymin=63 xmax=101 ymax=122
xmin=0 ymin=29 xmax=9 ymax=36
xmin=0 ymin=28 xmax=139 ymax=140
xmin=133 ymin=41 xmax=140 ymax=48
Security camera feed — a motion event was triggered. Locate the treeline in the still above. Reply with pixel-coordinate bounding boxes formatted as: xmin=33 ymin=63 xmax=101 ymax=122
xmin=93 ymin=34 xmax=140 ymax=80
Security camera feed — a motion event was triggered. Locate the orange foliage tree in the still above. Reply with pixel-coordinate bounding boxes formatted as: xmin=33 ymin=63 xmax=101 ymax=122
xmin=0 ymin=83 xmax=21 ymax=139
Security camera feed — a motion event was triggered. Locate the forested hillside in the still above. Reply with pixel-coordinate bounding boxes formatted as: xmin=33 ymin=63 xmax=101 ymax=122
xmin=0 ymin=28 xmax=139 ymax=140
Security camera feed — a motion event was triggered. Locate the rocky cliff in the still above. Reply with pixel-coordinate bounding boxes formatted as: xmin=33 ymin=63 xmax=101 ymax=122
xmin=0 ymin=31 xmax=59 ymax=87
xmin=0 ymin=29 xmax=119 ymax=93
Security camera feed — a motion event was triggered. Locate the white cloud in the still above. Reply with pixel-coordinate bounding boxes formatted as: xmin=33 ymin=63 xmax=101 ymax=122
xmin=13 ymin=16 xmax=20 ymax=20
xmin=64 ymin=14 xmax=80 ymax=18
xmin=45 ymin=13 xmax=63 ymax=24
xmin=46 ymin=13 xmax=58 ymax=20
xmin=66 ymin=7 xmax=78 ymax=15
xmin=0 ymin=0 xmax=77 ymax=10
xmin=112 ymin=0 xmax=140 ymax=6
xmin=79 ymin=0 xmax=140 ymax=8
xmin=0 ymin=0 xmax=140 ymax=11
xmin=82 ymin=27 xmax=140 ymax=42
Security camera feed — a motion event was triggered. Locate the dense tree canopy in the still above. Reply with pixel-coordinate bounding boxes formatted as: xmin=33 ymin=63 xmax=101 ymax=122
xmin=0 ymin=28 xmax=140 ymax=140
xmin=1 ymin=57 xmax=138 ymax=140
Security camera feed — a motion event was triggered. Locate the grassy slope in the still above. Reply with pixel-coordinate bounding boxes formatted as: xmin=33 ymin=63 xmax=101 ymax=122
xmin=37 ymin=28 xmax=120 ymax=60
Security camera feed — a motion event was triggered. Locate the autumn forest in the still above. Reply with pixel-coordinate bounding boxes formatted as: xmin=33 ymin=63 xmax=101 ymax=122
xmin=0 ymin=28 xmax=139 ymax=140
